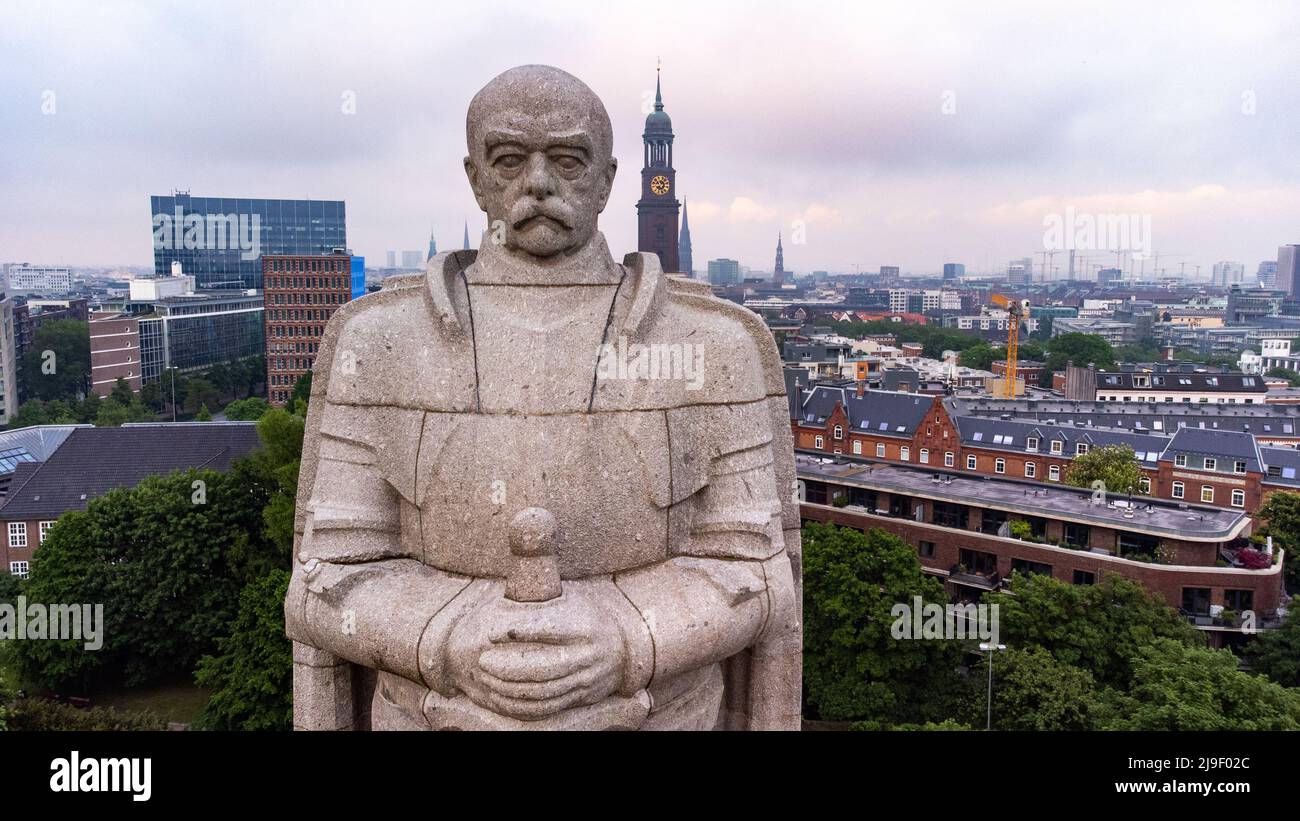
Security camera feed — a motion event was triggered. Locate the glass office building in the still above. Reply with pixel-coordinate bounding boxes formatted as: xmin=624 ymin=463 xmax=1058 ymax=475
xmin=150 ymin=194 xmax=346 ymax=290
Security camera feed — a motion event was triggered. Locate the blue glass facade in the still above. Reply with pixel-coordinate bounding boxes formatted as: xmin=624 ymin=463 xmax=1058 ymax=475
xmin=150 ymin=194 xmax=346 ymax=290
xmin=351 ymin=256 xmax=366 ymax=301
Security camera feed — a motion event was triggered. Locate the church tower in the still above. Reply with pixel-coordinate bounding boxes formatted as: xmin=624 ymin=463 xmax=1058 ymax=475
xmin=773 ymin=232 xmax=785 ymax=286
xmin=636 ymin=64 xmax=680 ymax=273
xmin=679 ymin=200 xmax=693 ymax=278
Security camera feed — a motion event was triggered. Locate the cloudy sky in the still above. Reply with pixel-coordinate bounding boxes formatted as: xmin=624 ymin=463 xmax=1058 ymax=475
xmin=3 ymin=0 xmax=1299 ymax=276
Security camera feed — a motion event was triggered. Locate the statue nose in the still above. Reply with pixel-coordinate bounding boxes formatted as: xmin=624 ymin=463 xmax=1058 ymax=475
xmin=522 ymin=154 xmax=556 ymax=198
xmin=506 ymin=507 xmax=561 ymax=602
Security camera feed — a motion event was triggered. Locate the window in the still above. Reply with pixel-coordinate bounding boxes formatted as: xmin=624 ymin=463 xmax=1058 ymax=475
xmin=1172 ymin=481 xmax=1184 ymax=499
xmin=1064 ymin=522 xmax=1091 ymax=547
xmin=9 ymin=561 xmax=28 ymax=579
xmin=918 ymin=540 xmax=936 ymax=558
xmin=1024 ymin=462 xmax=1036 ymax=478
xmin=900 ymin=446 xmax=910 ymax=462
xmin=1050 ymin=440 xmax=1063 ymax=455
xmin=1234 ymin=460 xmax=1247 ymax=475
xmin=876 ymin=443 xmax=886 ymax=458
xmin=852 ymin=440 xmax=862 ymax=455
xmin=814 ymin=436 xmax=824 ymax=449
xmin=833 ymin=424 xmax=844 ymax=440
xmin=8 ymin=522 xmax=26 ymax=548
xmin=38 ymin=521 xmax=54 ymax=543
xmin=1076 ymin=443 xmax=1089 ymax=456
xmin=1175 ymin=454 xmax=1187 ymax=467
xmin=1203 ymin=457 xmax=1216 ymax=471
xmin=1139 ymin=476 xmax=1151 ymax=494
xmin=1011 ymin=558 xmax=1052 ymax=577
xmin=1026 ymin=437 xmax=1039 ymax=452
xmin=944 ymin=452 xmax=954 ymax=467
xmin=1201 ymin=486 xmax=1214 ymax=503
xmin=1048 ymin=465 xmax=1060 ymax=481
xmin=995 ymin=458 xmax=1005 ymax=474
xmin=966 ymin=455 xmax=977 ymax=470
xmin=1072 ymin=570 xmax=1095 ymax=586
xmin=919 ymin=448 xmax=929 ymax=464
xmin=1224 ymin=589 xmax=1253 ymax=612
xmin=1231 ymin=489 xmax=1245 ymax=508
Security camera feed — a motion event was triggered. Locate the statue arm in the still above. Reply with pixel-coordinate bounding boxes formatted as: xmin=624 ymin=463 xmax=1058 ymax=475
xmin=612 ymin=437 xmax=800 ymax=690
xmin=285 ymin=425 xmax=474 ymax=688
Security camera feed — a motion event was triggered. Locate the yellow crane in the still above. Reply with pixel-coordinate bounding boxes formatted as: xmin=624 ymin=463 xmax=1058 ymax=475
xmin=989 ymin=294 xmax=1025 ymax=398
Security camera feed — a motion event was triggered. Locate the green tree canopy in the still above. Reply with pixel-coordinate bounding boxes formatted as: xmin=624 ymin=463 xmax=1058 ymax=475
xmin=990 ymin=573 xmax=1201 ymax=689
xmin=1063 ymin=443 xmax=1144 ymax=495
xmin=1253 ymin=491 xmax=1300 ymax=592
xmin=802 ymin=523 xmax=966 ymax=724
xmin=1244 ymin=596 xmax=1300 ymax=688
xmin=20 ymin=319 xmax=90 ymax=402
xmin=964 ymin=645 xmax=1100 ymax=730
xmin=223 ymin=397 xmax=271 ymax=421
xmin=1044 ymin=332 xmax=1116 ymax=373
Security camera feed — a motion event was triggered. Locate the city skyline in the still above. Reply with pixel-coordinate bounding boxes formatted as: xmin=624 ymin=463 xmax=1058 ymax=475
xmin=4 ymin=1 xmax=1300 ymax=275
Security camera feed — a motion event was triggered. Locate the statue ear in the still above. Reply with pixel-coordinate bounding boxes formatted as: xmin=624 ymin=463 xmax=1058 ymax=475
xmin=464 ymin=156 xmax=488 ymax=212
xmin=596 ymin=157 xmax=617 ymax=212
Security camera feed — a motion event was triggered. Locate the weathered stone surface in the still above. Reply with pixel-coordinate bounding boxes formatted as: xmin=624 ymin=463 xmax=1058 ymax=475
xmin=288 ymin=64 xmax=800 ymax=730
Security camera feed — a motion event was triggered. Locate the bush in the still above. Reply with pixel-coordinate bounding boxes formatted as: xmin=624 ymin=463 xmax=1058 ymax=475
xmin=4 ymin=698 xmax=166 ymax=731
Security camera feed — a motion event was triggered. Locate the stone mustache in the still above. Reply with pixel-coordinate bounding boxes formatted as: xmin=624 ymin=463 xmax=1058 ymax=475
xmin=285 ymin=65 xmax=801 ymax=730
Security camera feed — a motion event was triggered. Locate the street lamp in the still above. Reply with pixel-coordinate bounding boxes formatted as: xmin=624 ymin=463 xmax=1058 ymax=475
xmin=978 ymin=642 xmax=1007 ymax=731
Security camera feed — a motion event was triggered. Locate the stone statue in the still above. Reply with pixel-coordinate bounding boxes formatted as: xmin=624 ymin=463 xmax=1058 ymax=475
xmin=285 ymin=65 xmax=801 ymax=730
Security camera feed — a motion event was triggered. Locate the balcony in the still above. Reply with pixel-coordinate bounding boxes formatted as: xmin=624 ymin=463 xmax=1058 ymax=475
xmin=948 ymin=563 xmax=1001 ymax=591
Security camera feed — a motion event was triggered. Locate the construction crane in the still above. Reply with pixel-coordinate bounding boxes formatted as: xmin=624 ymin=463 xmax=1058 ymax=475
xmin=990 ymin=294 xmax=1026 ymax=397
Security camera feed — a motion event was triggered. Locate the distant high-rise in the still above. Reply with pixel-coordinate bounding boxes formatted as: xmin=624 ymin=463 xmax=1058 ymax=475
xmin=401 ymin=250 xmax=422 ymax=269
xmin=150 ymin=193 xmax=345 ymax=290
xmin=773 ymin=233 xmax=785 ymax=286
xmin=386 ymin=250 xmax=397 ymax=269
xmin=1279 ymin=245 xmax=1300 ymax=295
xmin=636 ymin=65 xmax=680 ymax=273
xmin=1212 ymin=261 xmax=1244 ymax=286
xmin=879 ymin=266 xmax=900 ymax=277
xmin=942 ymin=263 xmax=964 ymax=281
xmin=678 ymin=200 xmax=694 ymax=277
xmin=1258 ymin=260 xmax=1278 ymax=288
xmin=4 ymin=264 xmax=73 ymax=295
xmin=1097 ymin=267 xmax=1122 ymax=285
xmin=427 ymin=230 xmax=438 ymax=262
xmin=1006 ymin=260 xmax=1031 ymax=286
xmin=708 ymin=258 xmax=741 ymax=286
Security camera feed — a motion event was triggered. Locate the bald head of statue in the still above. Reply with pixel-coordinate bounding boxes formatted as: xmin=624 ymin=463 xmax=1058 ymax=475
xmin=464 ymin=65 xmax=618 ymax=260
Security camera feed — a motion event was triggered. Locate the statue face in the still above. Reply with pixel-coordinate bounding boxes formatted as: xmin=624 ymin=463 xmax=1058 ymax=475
xmin=464 ymin=67 xmax=617 ymax=260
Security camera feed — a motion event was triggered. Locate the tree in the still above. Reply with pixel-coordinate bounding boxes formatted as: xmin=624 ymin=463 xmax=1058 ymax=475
xmin=1044 ymin=332 xmax=1116 ymax=374
xmin=291 ymin=371 xmax=313 ymax=410
xmin=802 ymin=523 xmax=966 ymax=724
xmin=1244 ymin=596 xmax=1300 ymax=688
xmin=194 ymin=404 xmax=213 ymax=422
xmin=194 ymin=569 xmax=292 ymax=730
xmin=20 ymin=319 xmax=90 ymax=402
xmin=1099 ymin=638 xmax=1300 ymax=730
xmin=1267 ymin=367 xmax=1300 ymax=387
xmin=959 ymin=341 xmax=1002 ymax=371
xmin=223 ymin=397 xmax=271 ymax=421
xmin=992 ymin=573 xmax=1201 ymax=689
xmin=140 ymin=381 xmax=165 ymax=414
xmin=184 ymin=378 xmax=221 ymax=415
xmin=964 ymin=645 xmax=1100 ymax=730
xmin=1063 ymin=443 xmax=1144 ymax=495
xmin=1253 ymin=491 xmax=1300 ymax=592
xmin=8 ymin=467 xmax=272 ymax=691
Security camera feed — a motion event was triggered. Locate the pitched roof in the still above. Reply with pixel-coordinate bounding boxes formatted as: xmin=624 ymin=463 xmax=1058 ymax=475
xmin=0 ymin=424 xmax=89 ymax=477
xmin=1160 ymin=427 xmax=1263 ymax=474
xmin=0 ymin=422 xmax=262 ymax=521
xmin=952 ymin=415 xmax=1169 ymax=463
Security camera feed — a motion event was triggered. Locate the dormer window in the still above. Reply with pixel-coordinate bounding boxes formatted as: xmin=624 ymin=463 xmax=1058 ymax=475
xmin=1027 ymin=437 xmax=1039 ymax=452
xmin=833 ymin=424 xmax=844 ymax=440
xmin=1203 ymin=457 xmax=1216 ymax=471
xmin=1175 ymin=454 xmax=1187 ymax=467
xmin=1050 ymin=440 xmax=1063 ymax=455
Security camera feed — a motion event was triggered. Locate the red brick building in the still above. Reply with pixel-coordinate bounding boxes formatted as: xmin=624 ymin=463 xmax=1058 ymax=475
xmin=263 ymin=252 xmax=355 ymax=407
xmin=87 ymin=312 xmax=142 ymax=396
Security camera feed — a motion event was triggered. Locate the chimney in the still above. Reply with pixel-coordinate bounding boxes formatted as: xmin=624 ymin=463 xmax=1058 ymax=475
xmin=856 ymin=381 xmax=866 ymax=399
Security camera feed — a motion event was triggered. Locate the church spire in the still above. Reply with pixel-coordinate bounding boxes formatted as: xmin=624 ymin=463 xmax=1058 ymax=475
xmin=427 ymin=227 xmax=437 ymax=262
xmin=774 ymin=232 xmax=785 ymax=286
xmin=654 ymin=58 xmax=664 ymax=111
xmin=679 ymin=199 xmax=693 ymax=277
xmin=463 ymin=221 xmax=470 ymax=251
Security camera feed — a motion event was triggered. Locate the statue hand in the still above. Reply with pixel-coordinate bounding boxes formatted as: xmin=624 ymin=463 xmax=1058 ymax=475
xmin=445 ymin=588 xmax=626 ymax=721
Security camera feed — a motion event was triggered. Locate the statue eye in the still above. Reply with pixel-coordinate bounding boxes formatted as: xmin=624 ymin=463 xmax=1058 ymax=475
xmin=552 ymin=155 xmax=584 ymax=173
xmin=494 ymin=153 xmax=525 ymax=171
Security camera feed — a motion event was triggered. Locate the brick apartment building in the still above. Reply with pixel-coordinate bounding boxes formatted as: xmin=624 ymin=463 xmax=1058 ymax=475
xmin=263 ymin=252 xmax=356 ymax=407
xmin=88 ymin=311 xmax=142 ymax=396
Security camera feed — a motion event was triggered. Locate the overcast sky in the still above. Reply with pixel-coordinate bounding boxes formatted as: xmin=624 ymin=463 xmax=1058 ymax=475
xmin=3 ymin=0 xmax=1299 ymax=276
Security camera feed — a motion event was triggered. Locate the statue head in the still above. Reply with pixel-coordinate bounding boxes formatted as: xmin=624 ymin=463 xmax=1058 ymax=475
xmin=464 ymin=65 xmax=617 ymax=260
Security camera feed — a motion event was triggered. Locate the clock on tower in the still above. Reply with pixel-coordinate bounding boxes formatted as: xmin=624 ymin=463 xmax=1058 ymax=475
xmin=636 ymin=65 xmax=680 ymax=273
